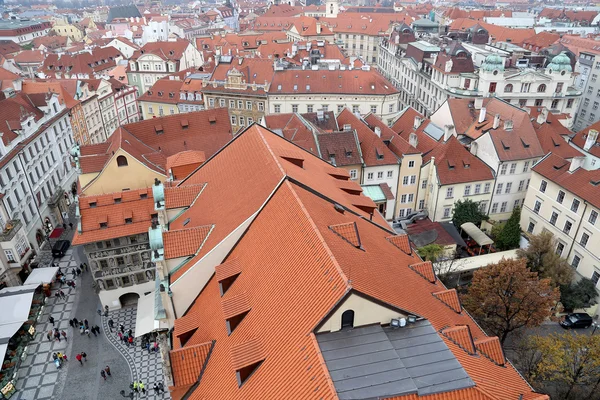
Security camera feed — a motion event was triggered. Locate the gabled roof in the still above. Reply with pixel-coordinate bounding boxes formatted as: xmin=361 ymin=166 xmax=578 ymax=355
xmin=337 ymin=109 xmax=399 ymax=167
xmin=78 ymin=108 xmax=233 ymax=177
xmin=533 ymin=153 xmax=600 ymax=210
xmin=169 ymin=124 xmax=547 ymax=400
xmin=131 ymin=39 xmax=190 ymax=61
xmin=572 ymin=120 xmax=600 ymax=158
xmin=364 ymin=113 xmax=419 ymax=156
xmin=263 ymin=113 xmax=320 ymax=155
xmin=448 ymin=98 xmax=545 ymax=161
xmin=0 ymin=93 xmax=45 ymax=146
xmin=531 ymin=110 xmax=583 ymax=160
xmin=424 ymin=136 xmax=494 ymax=185
xmin=39 ymin=46 xmax=123 ymax=78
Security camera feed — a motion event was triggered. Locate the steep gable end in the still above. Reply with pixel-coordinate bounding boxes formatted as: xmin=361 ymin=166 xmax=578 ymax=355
xmin=475 ymin=337 xmax=505 ymax=366
xmin=408 ymin=261 xmax=436 ymax=283
xmin=329 ymin=222 xmax=361 ymax=248
xmin=433 ymin=289 xmax=462 ymax=313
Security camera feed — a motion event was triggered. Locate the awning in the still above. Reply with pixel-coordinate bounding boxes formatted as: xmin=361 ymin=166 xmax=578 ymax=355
xmin=135 ymin=292 xmax=157 ymax=338
xmin=460 ymin=222 xmax=494 ymax=246
xmin=24 ymin=267 xmax=59 ymax=286
xmin=49 ymin=228 xmax=63 ymax=239
xmin=0 ymin=285 xmax=38 ymax=362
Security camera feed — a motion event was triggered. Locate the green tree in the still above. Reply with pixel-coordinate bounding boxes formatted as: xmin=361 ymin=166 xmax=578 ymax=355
xmin=451 ymin=198 xmax=488 ymax=229
xmin=495 ymin=206 xmax=521 ymax=250
xmin=560 ymin=278 xmax=599 ymax=311
xmin=516 ymin=231 xmax=573 ymax=286
xmin=417 ymin=244 xmax=444 ymax=262
xmin=528 ymin=333 xmax=600 ymax=400
xmin=461 ymin=258 xmax=560 ymax=345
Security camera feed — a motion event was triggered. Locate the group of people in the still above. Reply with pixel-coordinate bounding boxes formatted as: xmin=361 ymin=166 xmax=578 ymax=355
xmin=52 ymin=352 xmax=67 ymax=369
xmin=100 ymin=365 xmax=112 ymax=380
xmin=75 ymin=351 xmax=88 ymax=365
xmin=46 ymin=327 xmax=67 ymax=342
xmin=132 ymin=381 xmax=166 ymax=395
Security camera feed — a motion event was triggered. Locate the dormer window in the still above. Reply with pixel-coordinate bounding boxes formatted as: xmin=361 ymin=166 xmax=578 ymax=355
xmin=140 ymin=193 xmax=148 ymax=199
xmin=125 ymin=217 xmax=132 ymax=224
xmin=114 ymin=197 xmax=121 ymax=204
xmin=100 ymin=222 xmax=108 ymax=228
xmin=89 ymin=201 xmax=97 ymax=208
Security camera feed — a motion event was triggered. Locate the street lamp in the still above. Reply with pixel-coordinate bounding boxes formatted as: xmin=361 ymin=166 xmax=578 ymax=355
xmin=119 ymin=390 xmax=134 ymax=399
xmin=592 ymin=322 xmax=599 ymax=335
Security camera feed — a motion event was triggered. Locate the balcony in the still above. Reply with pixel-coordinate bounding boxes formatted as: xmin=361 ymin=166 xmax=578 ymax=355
xmin=0 ymin=220 xmax=22 ymax=243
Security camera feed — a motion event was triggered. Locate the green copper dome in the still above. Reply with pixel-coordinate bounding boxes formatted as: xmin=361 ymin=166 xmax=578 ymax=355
xmin=481 ymin=53 xmax=504 ymax=72
xmin=547 ymin=52 xmax=572 ymax=72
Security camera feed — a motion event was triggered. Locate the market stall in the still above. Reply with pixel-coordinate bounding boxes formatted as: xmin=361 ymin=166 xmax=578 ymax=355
xmin=460 ymin=222 xmax=495 ymax=256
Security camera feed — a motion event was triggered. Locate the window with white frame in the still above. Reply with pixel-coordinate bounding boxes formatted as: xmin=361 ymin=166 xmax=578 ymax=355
xmin=464 ymin=185 xmax=471 ymax=196
xmin=571 ymin=254 xmax=581 ymax=269
xmin=258 ymin=103 xmax=264 ymax=111
xmin=403 ymin=176 xmax=409 ymax=185
xmin=4 ymin=250 xmax=15 ymax=262
xmin=419 ymin=200 xmax=425 ymax=209
xmin=523 ymin=161 xmax=530 ymax=173
xmin=401 ymin=194 xmax=407 ymax=203
xmin=377 ymin=171 xmax=383 ymax=179
xmin=556 ymin=242 xmax=565 ymax=256
xmin=408 ymin=161 xmax=415 ymax=168
xmin=387 ymin=171 xmax=393 ymax=178
xmin=496 ymin=183 xmax=503 ymax=195
xmin=367 ymin=172 xmax=374 ymax=180
xmin=484 ymin=183 xmax=491 ymax=193
xmin=550 ymin=212 xmax=558 ymax=225
xmin=410 ymin=175 xmax=416 ymax=185
xmin=446 ymin=187 xmax=454 ymax=199
xmin=474 ymin=184 xmax=481 ymax=194
xmin=350 ymin=170 xmax=357 ymax=179
xmin=505 ymin=182 xmax=512 ymax=194
xmin=589 ymin=210 xmax=598 ymax=225
xmin=527 ymin=221 xmax=535 ymax=233
xmin=509 ymin=163 xmax=517 ymax=174
xmin=557 ymin=190 xmax=565 ymax=204
xmin=564 ymin=220 xmax=573 ymax=235
xmin=408 ymin=194 xmax=414 ymax=202
xmin=534 ymin=200 xmax=542 ymax=213
xmin=421 ymin=179 xmax=427 ymax=189
xmin=500 ymin=202 xmax=508 ymax=213
xmin=500 ymin=164 xmax=507 ymax=175
xmin=580 ymin=232 xmax=590 ymax=247
xmin=518 ymin=180 xmax=524 ymax=192
xmin=443 ymin=207 xmax=451 ymax=218
xmin=571 ymin=199 xmax=580 ymax=213
xmin=274 ymin=104 xmax=281 ymax=113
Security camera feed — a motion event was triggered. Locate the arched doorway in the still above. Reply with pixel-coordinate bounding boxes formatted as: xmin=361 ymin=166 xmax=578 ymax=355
xmin=119 ymin=292 xmax=140 ymax=307
xmin=341 ymin=310 xmax=355 ymax=329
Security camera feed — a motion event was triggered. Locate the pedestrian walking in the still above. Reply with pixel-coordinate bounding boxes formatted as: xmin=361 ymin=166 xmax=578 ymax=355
xmin=128 ymin=329 xmax=132 ymax=337
xmin=119 ymin=324 xmax=124 ymax=333
xmin=128 ymin=336 xmax=134 ymax=346
xmin=55 ymin=292 xmax=60 ymax=301
xmin=54 ymin=331 xmax=61 ymax=342
xmin=132 ymin=381 xmax=139 ymax=393
xmin=139 ymin=381 xmax=145 ymax=394
xmin=81 ymin=351 xmax=87 ymax=361
xmin=108 ymin=319 xmax=114 ymax=332
xmin=97 ymin=309 xmax=101 ymax=316
xmin=62 ymin=223 xmax=67 ymax=230
xmin=153 ymin=383 xmax=159 ymax=394
xmin=59 ymin=290 xmax=66 ymax=299
xmin=52 ymin=353 xmax=58 ymax=362
xmin=104 ymin=365 xmax=111 ymax=376
xmin=85 ymin=328 xmax=90 ymax=337
xmin=95 ymin=325 xmax=101 ymax=335
xmin=46 ymin=331 xmax=51 ymax=341
xmin=100 ymin=370 xmax=106 ymax=380
xmin=69 ymin=222 xmax=73 ymax=230
xmin=76 ymin=353 xmax=83 ymax=365
xmin=91 ymin=327 xmax=97 ymax=337
xmin=61 ymin=330 xmax=67 ymax=342
xmin=76 ymin=267 xmax=81 ymax=275
xmin=157 ymin=382 xmax=165 ymax=393
xmin=48 ymin=316 xmax=55 ymax=326
xmin=84 ymin=319 xmax=89 ymax=329
xmin=84 ymin=262 xmax=88 ymax=270
xmin=73 ymin=317 xmax=79 ymax=326
xmin=69 ymin=319 xmax=74 ymax=328
xmin=62 ymin=354 xmax=68 ymax=362
xmin=118 ymin=331 xmax=123 ymax=341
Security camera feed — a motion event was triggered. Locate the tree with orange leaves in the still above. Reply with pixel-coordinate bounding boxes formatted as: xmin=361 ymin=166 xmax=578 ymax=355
xmin=461 ymin=258 xmax=560 ymax=346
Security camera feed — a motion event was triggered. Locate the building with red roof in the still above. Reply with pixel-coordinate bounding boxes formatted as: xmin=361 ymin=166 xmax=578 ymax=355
xmin=38 ymin=46 xmax=124 ymax=80
xmin=134 ymin=123 xmax=547 ymax=400
xmin=520 ymin=152 xmax=600 ymax=296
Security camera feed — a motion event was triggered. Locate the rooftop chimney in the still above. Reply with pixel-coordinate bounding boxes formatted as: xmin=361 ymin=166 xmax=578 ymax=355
xmin=584 ymin=129 xmax=598 ymax=151
xmin=537 ymin=108 xmax=548 ymax=125
xmin=317 ymin=109 xmax=324 ymax=121
xmin=316 ymin=22 xmax=322 ymax=34
xmin=443 ymin=125 xmax=455 ymax=141
xmin=474 ymin=97 xmax=483 ymax=110
xmin=569 ymin=157 xmax=585 ymax=172
xmin=504 ymin=120 xmax=513 ymax=131
xmin=413 ymin=116 xmax=423 ymax=129
xmin=478 ymin=107 xmax=486 ymax=123
xmin=493 ymin=113 xmax=500 ymax=129
xmin=409 ymin=132 xmax=418 ymax=148
xmin=374 ymin=126 xmax=381 ymax=137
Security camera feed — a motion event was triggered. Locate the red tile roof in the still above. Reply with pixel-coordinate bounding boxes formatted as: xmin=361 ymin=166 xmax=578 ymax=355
xmin=449 ymin=18 xmax=535 ymax=44
xmin=0 ymin=93 xmax=45 ymax=146
xmin=519 ymin=31 xmax=560 ymax=50
xmin=263 ymin=113 xmax=320 ymax=156
xmin=166 ymin=151 xmax=206 ymax=181
xmin=39 ymin=46 xmax=123 ymax=78
xmin=168 ymin=124 xmax=547 ymax=400
xmin=531 ymin=111 xmax=583 ymax=160
xmin=270 ymin=69 xmax=398 ymax=95
xmin=164 ymin=184 xmax=205 ymax=209
xmin=170 ymin=341 xmax=213 ymax=387
xmin=73 ymin=188 xmax=155 ymax=245
xmin=337 ymin=108 xmax=399 ymax=167
xmin=130 ymin=39 xmax=190 ymax=61
xmin=424 ymin=136 xmax=494 ymax=185
xmin=406 ymin=218 xmax=458 ymax=247
xmin=163 ymin=225 xmax=213 ymax=259
xmin=13 ymin=50 xmax=45 ymax=64
xmin=386 ymin=234 xmax=412 ymax=254
xmin=364 ymin=113 xmax=419 ymax=156
xmin=572 ymin=120 xmax=600 ymax=158
xmin=449 ymin=98 xmax=545 ymax=161
xmin=474 ymin=337 xmax=505 ymax=366
xmin=433 ymin=288 xmax=462 ymax=313
xmin=137 ymin=78 xmax=185 ymax=104
xmin=532 ymin=153 xmax=600 ymax=210
xmin=408 ymin=260 xmax=437 ymax=283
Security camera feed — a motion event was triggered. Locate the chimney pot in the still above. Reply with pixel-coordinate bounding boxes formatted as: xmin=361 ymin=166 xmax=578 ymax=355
xmin=374 ymin=126 xmax=381 ymax=137
xmin=413 ymin=116 xmax=423 ymax=129
xmin=443 ymin=125 xmax=455 ymax=141
xmin=478 ymin=107 xmax=487 ymax=123
xmin=493 ymin=114 xmax=500 ymax=129
xmin=584 ymin=129 xmax=599 ymax=151
xmin=537 ymin=108 xmax=548 ymax=125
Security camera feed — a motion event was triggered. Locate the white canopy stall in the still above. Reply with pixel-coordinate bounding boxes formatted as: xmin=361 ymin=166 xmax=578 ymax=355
xmin=460 ymin=222 xmax=494 ymax=255
xmin=23 ymin=267 xmax=59 ymax=286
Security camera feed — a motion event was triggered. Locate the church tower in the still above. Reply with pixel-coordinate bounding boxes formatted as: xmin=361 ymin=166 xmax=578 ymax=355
xmin=325 ymin=0 xmax=339 ymax=18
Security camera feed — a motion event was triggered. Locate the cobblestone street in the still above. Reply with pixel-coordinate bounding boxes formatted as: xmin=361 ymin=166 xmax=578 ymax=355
xmin=9 ymin=220 xmax=170 ymax=399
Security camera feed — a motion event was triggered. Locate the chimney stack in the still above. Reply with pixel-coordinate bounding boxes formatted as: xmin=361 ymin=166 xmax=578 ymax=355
xmin=443 ymin=125 xmax=455 ymax=141
xmin=474 ymin=97 xmax=483 ymax=109
xmin=585 ymin=129 xmax=599 ymax=151
xmin=478 ymin=107 xmax=486 ymax=123
xmin=569 ymin=157 xmax=585 ymax=172
xmin=409 ymin=132 xmax=418 ymax=148
xmin=413 ymin=116 xmax=423 ymax=129
xmin=316 ymin=22 xmax=322 ymax=34
xmin=374 ymin=126 xmax=381 ymax=137
xmin=537 ymin=108 xmax=548 ymax=125
xmin=493 ymin=113 xmax=500 ymax=129
xmin=504 ymin=120 xmax=513 ymax=131
xmin=317 ymin=108 xmax=324 ymax=120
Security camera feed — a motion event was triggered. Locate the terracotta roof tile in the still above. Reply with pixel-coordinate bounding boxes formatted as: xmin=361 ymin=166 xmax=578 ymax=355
xmin=164 ymin=184 xmax=205 ymax=209
xmin=365 ymin=113 xmax=419 ymax=156
xmin=442 ymin=325 xmax=476 ymax=355
xmin=386 ymin=234 xmax=412 ymax=255
xmin=263 ymin=113 xmax=320 ymax=155
xmin=474 ymin=337 xmax=505 ymax=366
xmin=532 ymin=111 xmax=583 ymax=160
xmin=572 ymin=120 xmax=600 ymax=158
xmin=221 ymin=292 xmax=251 ymax=319
xmin=316 ymin=130 xmax=364 ymax=167
xmin=329 ymin=222 xmax=361 ymax=248
xmin=170 ymin=341 xmax=213 ymax=387
xmin=408 ymin=260 xmax=437 ymax=283
xmin=230 ymin=338 xmax=265 ymax=370
xmin=163 ymin=225 xmax=213 ymax=259
xmin=214 ymin=258 xmax=242 ymax=283
xmin=433 ymin=288 xmax=462 ymax=313
xmin=532 ymin=153 xmax=600 ymax=210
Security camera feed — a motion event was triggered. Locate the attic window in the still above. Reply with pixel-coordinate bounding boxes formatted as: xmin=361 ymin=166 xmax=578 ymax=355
xmin=237 ymin=361 xmax=263 ymax=388
xmin=89 ymin=201 xmax=97 ymax=208
xmin=375 ymin=148 xmax=384 ymax=160
xmin=226 ymin=310 xmax=249 ymax=335
xmin=447 ymin=160 xmax=455 ymax=170
xmin=125 ymin=217 xmax=133 ymax=224
xmin=183 ymin=218 xmax=191 ymax=226
xmin=140 ymin=193 xmax=148 ymax=199
xmin=114 ymin=197 xmax=122 ymax=204
xmin=306 ymin=84 xmax=310 ymax=90
xmin=501 ymin=140 xmax=510 ymax=150
xmin=591 ymin=180 xmax=600 ymax=186
xmin=343 ymin=124 xmax=351 ymax=131
xmin=345 ymin=149 xmax=352 ymax=157
xmin=181 ymin=119 xmax=189 ymax=129
xmin=100 ymin=222 xmax=108 ymax=228
xmin=219 ymin=273 xmax=240 ymax=296
xmin=169 ymin=92 xmax=174 ymax=98
xmin=155 ymin=125 xmax=163 ymax=134
xmin=281 ymin=156 xmax=304 ymax=168
xmin=462 ymin=161 xmax=470 ymax=168
xmin=521 ymin=138 xmax=530 ymax=148
xmin=209 ymin=116 xmax=217 ymax=124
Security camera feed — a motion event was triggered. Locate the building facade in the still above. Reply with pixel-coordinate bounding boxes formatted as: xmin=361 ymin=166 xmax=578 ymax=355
xmin=573 ymin=51 xmax=600 ymax=132
xmin=0 ymin=20 xmax=52 ymax=44
xmin=520 ymin=153 xmax=600 ymax=292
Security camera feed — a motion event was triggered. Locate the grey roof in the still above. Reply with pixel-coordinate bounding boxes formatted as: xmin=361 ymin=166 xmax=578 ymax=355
xmin=316 ymin=321 xmax=474 ymax=400
xmin=107 ymin=5 xmax=142 ymax=23
xmin=408 ymin=229 xmax=438 ymax=248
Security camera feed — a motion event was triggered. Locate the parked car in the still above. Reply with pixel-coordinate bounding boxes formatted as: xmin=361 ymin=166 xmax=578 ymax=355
xmin=52 ymin=240 xmax=71 ymax=258
xmin=560 ymin=313 xmax=593 ymax=329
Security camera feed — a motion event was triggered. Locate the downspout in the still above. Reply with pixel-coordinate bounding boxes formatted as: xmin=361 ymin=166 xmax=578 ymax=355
xmin=487 ymin=161 xmax=501 ymax=215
